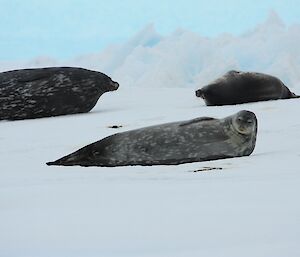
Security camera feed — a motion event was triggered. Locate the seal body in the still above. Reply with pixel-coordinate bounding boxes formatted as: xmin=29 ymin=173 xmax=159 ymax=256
xmin=0 ymin=67 xmax=119 ymax=120
xmin=195 ymin=70 xmax=299 ymax=106
xmin=47 ymin=110 xmax=258 ymax=167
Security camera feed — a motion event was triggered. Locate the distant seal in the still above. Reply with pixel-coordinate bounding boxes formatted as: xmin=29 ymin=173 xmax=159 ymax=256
xmin=195 ymin=70 xmax=299 ymax=106
xmin=0 ymin=67 xmax=119 ymax=120
xmin=47 ymin=110 xmax=258 ymax=167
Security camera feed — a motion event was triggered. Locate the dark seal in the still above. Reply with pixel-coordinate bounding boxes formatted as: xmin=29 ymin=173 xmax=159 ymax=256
xmin=47 ymin=110 xmax=258 ymax=167
xmin=0 ymin=67 xmax=119 ymax=120
xmin=195 ymin=70 xmax=299 ymax=106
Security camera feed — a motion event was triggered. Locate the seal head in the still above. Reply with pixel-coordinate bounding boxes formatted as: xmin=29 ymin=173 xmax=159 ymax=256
xmin=232 ymin=110 xmax=257 ymax=135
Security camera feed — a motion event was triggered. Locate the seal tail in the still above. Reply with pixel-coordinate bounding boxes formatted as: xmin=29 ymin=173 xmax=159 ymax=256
xmin=290 ymin=92 xmax=300 ymax=98
xmin=46 ymin=161 xmax=59 ymax=166
xmin=46 ymin=150 xmax=86 ymax=166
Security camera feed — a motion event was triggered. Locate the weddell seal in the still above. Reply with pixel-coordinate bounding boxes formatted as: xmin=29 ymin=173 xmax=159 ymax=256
xmin=0 ymin=67 xmax=119 ymax=120
xmin=195 ymin=70 xmax=299 ymax=106
xmin=47 ymin=110 xmax=258 ymax=167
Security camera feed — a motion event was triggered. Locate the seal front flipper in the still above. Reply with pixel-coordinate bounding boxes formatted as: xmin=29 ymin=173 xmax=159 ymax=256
xmin=179 ymin=117 xmax=216 ymax=127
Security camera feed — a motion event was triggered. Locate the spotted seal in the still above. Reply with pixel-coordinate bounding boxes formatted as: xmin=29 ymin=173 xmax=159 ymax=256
xmin=47 ymin=110 xmax=258 ymax=167
xmin=195 ymin=70 xmax=299 ymax=106
xmin=0 ymin=67 xmax=119 ymax=120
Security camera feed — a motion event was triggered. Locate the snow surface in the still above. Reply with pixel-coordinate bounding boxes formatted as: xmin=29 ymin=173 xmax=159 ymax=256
xmin=1 ymin=11 xmax=300 ymax=257
xmin=1 ymin=87 xmax=300 ymax=257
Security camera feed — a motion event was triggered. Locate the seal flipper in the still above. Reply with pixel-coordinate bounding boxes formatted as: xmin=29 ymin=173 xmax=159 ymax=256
xmin=291 ymin=92 xmax=300 ymax=98
xmin=47 ymin=153 xmax=98 ymax=167
xmin=47 ymin=152 xmax=79 ymax=166
xmin=180 ymin=117 xmax=216 ymax=127
xmin=47 ymin=135 xmax=116 ymax=167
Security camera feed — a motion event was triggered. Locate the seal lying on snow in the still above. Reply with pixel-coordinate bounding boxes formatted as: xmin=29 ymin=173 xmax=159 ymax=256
xmin=47 ymin=110 xmax=258 ymax=167
xmin=195 ymin=70 xmax=299 ymax=106
xmin=0 ymin=67 xmax=119 ymax=120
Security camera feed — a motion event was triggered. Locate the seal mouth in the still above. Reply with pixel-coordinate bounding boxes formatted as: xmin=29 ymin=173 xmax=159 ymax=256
xmin=231 ymin=123 xmax=254 ymax=136
xmin=236 ymin=125 xmax=251 ymax=135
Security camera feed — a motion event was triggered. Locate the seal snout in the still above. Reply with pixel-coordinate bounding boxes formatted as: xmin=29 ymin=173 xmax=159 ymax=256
xmin=195 ymin=89 xmax=204 ymax=98
xmin=109 ymin=80 xmax=119 ymax=91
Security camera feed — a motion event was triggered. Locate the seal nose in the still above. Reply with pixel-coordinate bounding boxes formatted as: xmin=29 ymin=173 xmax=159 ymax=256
xmin=110 ymin=81 xmax=119 ymax=91
xmin=239 ymin=125 xmax=246 ymax=132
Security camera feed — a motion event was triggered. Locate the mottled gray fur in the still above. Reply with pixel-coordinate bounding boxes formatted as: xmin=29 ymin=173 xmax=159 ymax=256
xmin=47 ymin=110 xmax=258 ymax=167
xmin=0 ymin=67 xmax=119 ymax=120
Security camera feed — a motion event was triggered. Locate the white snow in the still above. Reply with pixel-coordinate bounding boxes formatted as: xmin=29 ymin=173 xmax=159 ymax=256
xmin=1 ymin=88 xmax=300 ymax=257
xmin=1 ymin=11 xmax=300 ymax=257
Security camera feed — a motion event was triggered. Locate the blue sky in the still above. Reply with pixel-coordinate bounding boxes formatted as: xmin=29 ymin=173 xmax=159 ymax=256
xmin=1 ymin=0 xmax=300 ymax=60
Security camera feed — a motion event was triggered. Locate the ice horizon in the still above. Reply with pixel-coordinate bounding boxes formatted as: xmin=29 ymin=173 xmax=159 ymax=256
xmin=1 ymin=11 xmax=300 ymax=91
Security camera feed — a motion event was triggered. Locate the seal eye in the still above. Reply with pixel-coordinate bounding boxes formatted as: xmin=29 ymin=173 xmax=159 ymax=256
xmin=237 ymin=117 xmax=243 ymax=121
xmin=247 ymin=119 xmax=253 ymax=124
